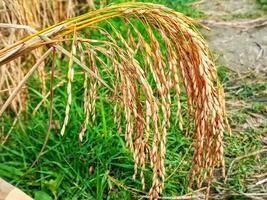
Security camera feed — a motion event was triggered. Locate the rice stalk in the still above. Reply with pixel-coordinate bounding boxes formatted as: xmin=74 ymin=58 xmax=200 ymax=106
xmin=0 ymin=0 xmax=95 ymax=113
xmin=0 ymin=2 xmax=230 ymax=199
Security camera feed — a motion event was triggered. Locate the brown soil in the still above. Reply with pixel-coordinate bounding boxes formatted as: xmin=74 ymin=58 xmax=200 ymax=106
xmin=195 ymin=0 xmax=267 ymax=75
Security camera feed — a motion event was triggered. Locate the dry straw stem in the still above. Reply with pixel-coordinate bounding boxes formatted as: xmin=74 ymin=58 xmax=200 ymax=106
xmin=0 ymin=0 xmax=95 ymax=113
xmin=0 ymin=2 xmax=230 ymax=199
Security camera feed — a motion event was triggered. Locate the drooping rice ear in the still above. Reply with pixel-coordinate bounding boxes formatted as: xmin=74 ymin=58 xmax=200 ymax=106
xmin=60 ymin=31 xmax=77 ymax=136
xmin=0 ymin=2 xmax=230 ymax=199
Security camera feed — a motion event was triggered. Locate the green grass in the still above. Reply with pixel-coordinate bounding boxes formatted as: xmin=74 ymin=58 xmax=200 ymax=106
xmin=257 ymin=0 xmax=267 ymax=9
xmin=217 ymin=66 xmax=267 ymax=196
xmin=94 ymin=0 xmax=204 ymax=18
xmin=0 ymin=69 xmax=191 ymax=199
xmin=1 ymin=1 xmax=267 ymax=200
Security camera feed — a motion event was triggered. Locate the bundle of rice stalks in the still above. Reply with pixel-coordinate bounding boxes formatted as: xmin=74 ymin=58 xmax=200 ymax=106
xmin=0 ymin=2 xmax=230 ymax=199
xmin=0 ymin=0 xmax=95 ymax=113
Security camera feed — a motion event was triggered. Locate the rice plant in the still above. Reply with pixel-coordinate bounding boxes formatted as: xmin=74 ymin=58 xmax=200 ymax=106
xmin=0 ymin=0 xmax=95 ymax=113
xmin=0 ymin=2 xmax=230 ymax=199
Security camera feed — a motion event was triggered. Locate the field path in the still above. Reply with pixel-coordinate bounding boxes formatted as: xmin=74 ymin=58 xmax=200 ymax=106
xmin=194 ymin=0 xmax=267 ymax=75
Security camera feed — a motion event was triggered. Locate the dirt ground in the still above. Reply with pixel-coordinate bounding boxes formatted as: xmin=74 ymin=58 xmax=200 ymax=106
xmin=194 ymin=1 xmax=267 ymax=196
xmin=194 ymin=0 xmax=267 ymax=75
